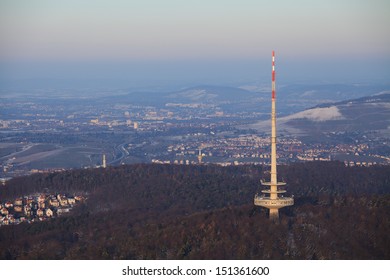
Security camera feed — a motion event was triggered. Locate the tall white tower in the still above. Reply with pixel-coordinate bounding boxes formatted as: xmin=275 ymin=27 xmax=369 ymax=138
xmin=254 ymin=51 xmax=294 ymax=220
xmin=197 ymin=147 xmax=203 ymax=164
xmin=102 ymin=154 xmax=107 ymax=168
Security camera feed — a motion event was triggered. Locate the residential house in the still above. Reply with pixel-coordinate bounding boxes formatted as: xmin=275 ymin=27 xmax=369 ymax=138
xmin=57 ymin=208 xmax=70 ymax=215
xmin=38 ymin=195 xmax=46 ymax=203
xmin=24 ymin=205 xmax=32 ymax=216
xmin=49 ymin=199 xmax=60 ymax=207
xmin=2 ymin=217 xmax=9 ymax=225
xmin=8 ymin=215 xmax=15 ymax=224
xmin=4 ymin=201 xmax=13 ymax=208
xmin=26 ymin=197 xmax=34 ymax=205
xmin=59 ymin=198 xmax=68 ymax=207
xmin=14 ymin=198 xmax=23 ymax=206
xmin=45 ymin=208 xmax=54 ymax=217
xmin=36 ymin=209 xmax=44 ymax=217
xmin=67 ymin=197 xmax=76 ymax=205
xmin=1 ymin=208 xmax=9 ymax=215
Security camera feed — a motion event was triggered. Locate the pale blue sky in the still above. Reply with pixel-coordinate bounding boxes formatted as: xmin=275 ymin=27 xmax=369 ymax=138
xmin=0 ymin=0 xmax=389 ymax=87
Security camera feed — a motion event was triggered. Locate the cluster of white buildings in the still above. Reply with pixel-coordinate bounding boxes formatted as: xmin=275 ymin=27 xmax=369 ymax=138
xmin=0 ymin=193 xmax=84 ymax=226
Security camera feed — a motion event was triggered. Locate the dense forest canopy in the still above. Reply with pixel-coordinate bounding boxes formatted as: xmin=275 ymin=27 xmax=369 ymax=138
xmin=0 ymin=162 xmax=389 ymax=259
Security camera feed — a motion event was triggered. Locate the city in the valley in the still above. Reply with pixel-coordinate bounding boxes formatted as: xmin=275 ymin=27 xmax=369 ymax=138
xmin=1 ymin=84 xmax=389 ymax=182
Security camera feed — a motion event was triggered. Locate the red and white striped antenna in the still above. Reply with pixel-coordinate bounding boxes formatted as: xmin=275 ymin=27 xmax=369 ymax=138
xmin=272 ymin=50 xmax=276 ymax=100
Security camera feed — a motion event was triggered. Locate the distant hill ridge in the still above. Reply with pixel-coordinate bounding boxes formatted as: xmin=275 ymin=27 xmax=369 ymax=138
xmin=250 ymin=92 xmax=390 ymax=135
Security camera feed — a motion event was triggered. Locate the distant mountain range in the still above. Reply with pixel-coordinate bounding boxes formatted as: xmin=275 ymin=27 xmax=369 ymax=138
xmin=94 ymin=83 xmax=390 ymax=115
xmin=95 ymin=85 xmax=260 ymax=113
xmin=3 ymin=81 xmax=389 ymax=133
xmin=249 ymin=91 xmax=390 ymax=137
xmin=4 ymin=82 xmax=389 ymax=119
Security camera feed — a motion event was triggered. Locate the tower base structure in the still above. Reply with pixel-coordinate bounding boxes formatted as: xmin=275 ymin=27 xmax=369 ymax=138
xmin=254 ymin=194 xmax=294 ymax=221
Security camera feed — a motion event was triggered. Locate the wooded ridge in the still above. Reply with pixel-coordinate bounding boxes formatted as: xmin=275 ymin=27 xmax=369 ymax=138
xmin=0 ymin=162 xmax=389 ymax=259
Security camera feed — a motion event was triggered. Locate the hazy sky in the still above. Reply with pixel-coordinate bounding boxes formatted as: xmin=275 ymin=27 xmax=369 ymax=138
xmin=0 ymin=0 xmax=389 ymax=88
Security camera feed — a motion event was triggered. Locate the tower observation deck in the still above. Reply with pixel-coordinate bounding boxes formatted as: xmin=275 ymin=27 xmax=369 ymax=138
xmin=254 ymin=51 xmax=294 ymax=220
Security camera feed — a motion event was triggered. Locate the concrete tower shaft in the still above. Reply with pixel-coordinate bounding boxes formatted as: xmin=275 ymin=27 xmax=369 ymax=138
xmin=271 ymin=50 xmax=277 ymax=189
xmin=254 ymin=51 xmax=294 ymax=221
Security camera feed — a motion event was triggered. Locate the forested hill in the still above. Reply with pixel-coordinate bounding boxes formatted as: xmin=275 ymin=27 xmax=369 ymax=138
xmin=0 ymin=162 xmax=389 ymax=259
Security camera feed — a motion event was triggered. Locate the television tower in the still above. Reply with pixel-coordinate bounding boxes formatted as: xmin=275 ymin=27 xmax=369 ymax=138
xmin=254 ymin=51 xmax=294 ymax=221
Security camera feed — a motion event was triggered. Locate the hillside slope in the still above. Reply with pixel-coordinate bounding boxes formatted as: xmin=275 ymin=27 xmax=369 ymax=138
xmin=0 ymin=163 xmax=389 ymax=259
xmin=250 ymin=92 xmax=390 ymax=137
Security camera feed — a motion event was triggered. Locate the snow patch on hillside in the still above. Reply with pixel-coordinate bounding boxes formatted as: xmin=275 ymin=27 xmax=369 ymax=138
xmin=284 ymin=106 xmax=345 ymax=122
